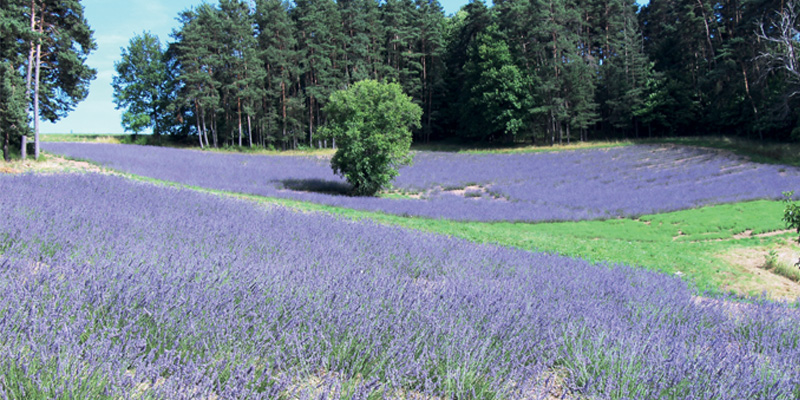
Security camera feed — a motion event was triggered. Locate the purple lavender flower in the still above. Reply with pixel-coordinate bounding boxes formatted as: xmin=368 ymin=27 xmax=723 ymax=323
xmin=42 ymin=143 xmax=800 ymax=222
xmin=0 ymin=173 xmax=798 ymax=398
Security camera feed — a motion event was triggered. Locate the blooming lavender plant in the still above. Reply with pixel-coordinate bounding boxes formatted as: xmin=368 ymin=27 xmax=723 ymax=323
xmin=42 ymin=143 xmax=800 ymax=222
xmin=0 ymin=173 xmax=798 ymax=399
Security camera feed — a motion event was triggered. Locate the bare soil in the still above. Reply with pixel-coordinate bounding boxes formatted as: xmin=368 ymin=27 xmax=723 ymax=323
xmin=717 ymin=239 xmax=800 ymax=301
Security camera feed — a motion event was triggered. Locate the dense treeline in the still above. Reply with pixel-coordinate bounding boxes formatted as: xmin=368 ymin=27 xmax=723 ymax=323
xmin=2 ymin=0 xmax=800 ymax=155
xmin=136 ymin=0 xmax=799 ymax=148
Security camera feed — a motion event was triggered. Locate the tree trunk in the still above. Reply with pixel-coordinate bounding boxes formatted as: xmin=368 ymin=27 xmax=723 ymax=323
xmin=247 ymin=114 xmax=253 ymax=148
xmin=201 ymin=111 xmax=210 ymax=148
xmin=33 ymin=16 xmax=42 ymax=161
xmin=194 ymin=101 xmax=204 ymax=149
xmin=281 ymin=80 xmax=287 ymax=151
xmin=212 ymin=118 xmax=218 ymax=148
xmin=3 ymin=129 xmax=9 ymax=162
xmin=308 ymin=95 xmax=314 ymax=147
xmin=237 ymin=97 xmax=243 ymax=147
xmin=26 ymin=0 xmax=35 ymax=93
xmin=21 ymin=136 xmax=27 ymax=160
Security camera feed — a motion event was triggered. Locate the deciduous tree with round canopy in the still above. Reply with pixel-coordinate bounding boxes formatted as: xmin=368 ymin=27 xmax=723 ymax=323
xmin=321 ymin=80 xmax=422 ymax=196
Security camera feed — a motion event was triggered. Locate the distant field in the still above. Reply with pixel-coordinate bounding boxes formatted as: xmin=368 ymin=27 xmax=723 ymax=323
xmin=1 ymin=173 xmax=798 ymax=399
xmin=42 ymin=142 xmax=800 ymax=223
xmin=40 ymin=133 xmax=126 ymax=143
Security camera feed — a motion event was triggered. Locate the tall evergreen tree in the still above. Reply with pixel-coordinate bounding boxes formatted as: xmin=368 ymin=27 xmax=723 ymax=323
xmin=26 ymin=0 xmax=96 ymax=159
xmin=294 ymin=0 xmax=343 ymax=146
xmin=174 ymin=4 xmax=225 ymax=147
xmin=218 ymin=0 xmax=264 ymax=147
xmin=440 ymin=1 xmax=494 ymax=137
xmin=256 ymin=0 xmax=301 ymax=149
xmin=462 ymin=24 xmax=533 ymax=141
xmin=0 ymin=0 xmax=32 ymax=161
xmin=414 ymin=0 xmax=446 ymax=141
xmin=0 ymin=64 xmax=28 ymax=162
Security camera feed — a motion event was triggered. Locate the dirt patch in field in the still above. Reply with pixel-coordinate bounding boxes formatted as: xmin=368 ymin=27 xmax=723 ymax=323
xmin=731 ymin=229 xmax=792 ymax=240
xmin=673 ymin=229 xmax=793 ymax=242
xmin=717 ymin=240 xmax=800 ymax=301
xmin=0 ymin=153 xmax=112 ymax=175
xmin=383 ymin=184 xmax=508 ymax=201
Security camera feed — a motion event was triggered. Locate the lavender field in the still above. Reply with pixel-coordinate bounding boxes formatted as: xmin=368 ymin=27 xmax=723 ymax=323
xmin=43 ymin=142 xmax=800 ymax=222
xmin=1 ymin=173 xmax=799 ymax=399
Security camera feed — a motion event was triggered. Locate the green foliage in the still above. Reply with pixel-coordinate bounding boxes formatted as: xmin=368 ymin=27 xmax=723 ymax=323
xmin=461 ymin=24 xmax=533 ymax=141
xmin=321 ymin=80 xmax=422 ymax=196
xmin=31 ymin=0 xmax=97 ymax=123
xmin=120 ymin=111 xmax=150 ymax=136
xmin=0 ymin=0 xmax=33 ymax=161
xmin=783 ymin=191 xmax=800 ymax=267
xmin=0 ymin=62 xmax=29 ymax=161
xmin=112 ymin=32 xmax=172 ymax=136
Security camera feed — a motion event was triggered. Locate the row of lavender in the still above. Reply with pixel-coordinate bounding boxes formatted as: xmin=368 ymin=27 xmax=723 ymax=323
xmin=42 ymin=142 xmax=800 ymax=222
xmin=1 ymin=173 xmax=798 ymax=398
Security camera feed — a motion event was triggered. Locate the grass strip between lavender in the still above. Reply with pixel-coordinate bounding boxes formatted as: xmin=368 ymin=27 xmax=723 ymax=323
xmin=1 ymin=173 xmax=799 ymax=399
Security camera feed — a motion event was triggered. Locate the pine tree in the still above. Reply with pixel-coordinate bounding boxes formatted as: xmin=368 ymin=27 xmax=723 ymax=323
xmin=218 ymin=0 xmax=264 ymax=147
xmin=174 ymin=4 xmax=225 ymax=147
xmin=462 ymin=24 xmax=533 ymax=141
xmin=441 ymin=1 xmax=494 ymax=138
xmin=256 ymin=0 xmax=301 ymax=149
xmin=596 ymin=0 xmax=651 ymax=137
xmin=414 ymin=0 xmax=446 ymax=141
xmin=0 ymin=0 xmax=32 ymax=161
xmin=338 ymin=0 xmax=385 ymax=84
xmin=0 ymin=64 xmax=28 ymax=162
xmin=294 ymin=0 xmax=343 ymax=147
xmin=26 ymin=0 xmax=96 ymax=159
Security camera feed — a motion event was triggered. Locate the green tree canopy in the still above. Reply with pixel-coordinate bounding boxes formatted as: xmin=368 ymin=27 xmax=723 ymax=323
xmin=112 ymin=32 xmax=169 ymax=136
xmin=462 ymin=24 xmax=533 ymax=141
xmin=0 ymin=0 xmax=32 ymax=161
xmin=321 ymin=79 xmax=422 ymax=196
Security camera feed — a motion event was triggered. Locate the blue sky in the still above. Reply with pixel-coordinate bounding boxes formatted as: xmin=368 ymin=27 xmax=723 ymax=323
xmin=42 ymin=0 xmax=644 ymax=134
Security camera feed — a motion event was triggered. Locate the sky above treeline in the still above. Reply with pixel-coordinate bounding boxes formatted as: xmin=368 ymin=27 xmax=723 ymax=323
xmin=41 ymin=0 xmax=647 ymax=135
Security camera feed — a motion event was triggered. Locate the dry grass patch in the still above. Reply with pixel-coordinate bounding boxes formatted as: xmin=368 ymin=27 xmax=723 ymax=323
xmin=0 ymin=153 xmax=112 ymax=175
xmin=718 ymin=239 xmax=800 ymax=301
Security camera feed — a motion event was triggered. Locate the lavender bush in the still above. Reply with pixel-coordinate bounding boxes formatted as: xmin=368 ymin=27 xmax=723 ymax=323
xmin=0 ymin=173 xmax=798 ymax=399
xmin=42 ymin=143 xmax=800 ymax=222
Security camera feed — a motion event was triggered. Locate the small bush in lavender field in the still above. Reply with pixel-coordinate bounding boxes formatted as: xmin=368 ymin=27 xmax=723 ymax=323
xmin=1 ymin=173 xmax=800 ymax=399
xmin=321 ymin=80 xmax=422 ymax=196
xmin=783 ymin=191 xmax=800 ymax=267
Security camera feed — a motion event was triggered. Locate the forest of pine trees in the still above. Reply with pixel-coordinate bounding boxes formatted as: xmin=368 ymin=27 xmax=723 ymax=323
xmin=3 ymin=0 xmax=800 ymax=153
